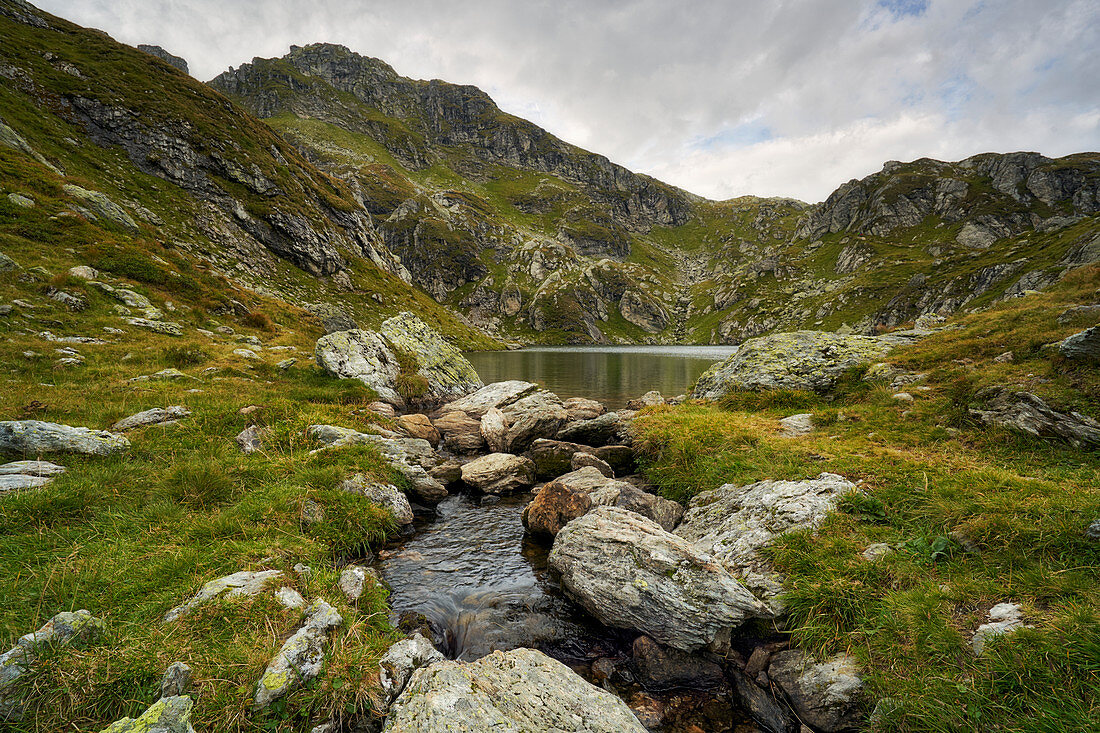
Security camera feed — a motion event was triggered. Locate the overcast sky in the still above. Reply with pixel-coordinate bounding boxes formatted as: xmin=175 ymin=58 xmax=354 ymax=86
xmin=39 ymin=0 xmax=1100 ymax=202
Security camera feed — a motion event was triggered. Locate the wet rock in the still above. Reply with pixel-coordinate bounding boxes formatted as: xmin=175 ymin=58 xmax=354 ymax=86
xmin=0 ymin=420 xmax=129 ymax=456
xmin=441 ymin=380 xmax=539 ymax=417
xmin=163 ymin=569 xmax=282 ymax=622
xmin=548 ymin=506 xmax=770 ymax=653
xmin=593 ymin=444 xmax=636 ymax=475
xmin=632 ymin=635 xmax=724 ymax=691
xmin=502 ymin=391 xmax=569 ymax=453
xmin=127 ymin=318 xmax=184 ymax=336
xmin=339 ymin=474 xmax=414 ymax=525
xmin=563 ymin=397 xmax=605 ymax=422
xmin=395 ymin=414 xmax=440 ymax=444
xmin=674 ymin=473 xmax=856 ymax=613
xmin=693 ymin=331 xmax=901 ymax=397
xmin=385 ymin=647 xmax=646 ymax=732
xmin=460 ymin=453 xmax=536 ymax=494
xmin=970 ymin=387 xmax=1100 ymax=448
xmin=778 ymin=413 xmax=814 ymax=437
xmin=571 ymin=451 xmax=614 ymax=477
xmin=526 ymin=438 xmax=595 ymax=479
xmin=480 ymin=407 xmax=507 ymax=453
xmin=727 ymin=667 xmax=799 ymax=733
xmin=379 ymin=633 xmax=444 ymax=706
xmin=432 ymin=410 xmax=485 ymax=454
xmin=557 ymin=412 xmax=625 ymax=447
xmin=110 ymin=406 xmax=191 ymax=432
xmin=972 ymin=602 xmax=1030 ymax=656
xmin=99 ymin=696 xmax=195 ymax=733
xmin=1058 ymin=325 xmax=1100 ymax=361
xmin=768 ymin=650 xmax=864 ymax=733
xmin=254 ymin=599 xmax=343 ymax=711
xmin=235 ymin=425 xmax=272 ymax=454
xmin=0 ymin=610 xmax=106 ymax=722
xmin=160 ymin=662 xmax=192 ymax=698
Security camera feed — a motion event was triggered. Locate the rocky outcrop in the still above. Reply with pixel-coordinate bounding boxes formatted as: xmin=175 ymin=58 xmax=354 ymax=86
xmin=970 ymin=388 xmax=1100 ymax=448
xmin=0 ymin=610 xmax=105 ymax=722
xmin=0 ymin=420 xmax=129 ymax=456
xmin=379 ymin=312 xmax=483 ymax=403
xmin=384 ymin=647 xmax=647 ymax=732
xmin=315 ymin=329 xmax=403 ymax=405
xmin=460 ymin=453 xmax=536 ymax=494
xmin=548 ymin=506 xmax=770 ymax=652
xmin=308 ymin=425 xmax=447 ymax=503
xmin=136 ymin=44 xmax=189 ymax=74
xmin=674 ymin=473 xmax=856 ymax=613
xmin=768 ymin=651 xmax=864 ymax=733
xmin=693 ymin=331 xmax=901 ymax=397
xmin=254 ymin=599 xmax=343 ymax=710
xmin=1058 ymin=326 xmax=1100 ymax=361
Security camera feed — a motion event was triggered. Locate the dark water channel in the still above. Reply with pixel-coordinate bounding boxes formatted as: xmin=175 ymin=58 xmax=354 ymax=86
xmin=377 ymin=346 xmax=751 ymax=730
xmin=464 ymin=345 xmax=738 ymax=409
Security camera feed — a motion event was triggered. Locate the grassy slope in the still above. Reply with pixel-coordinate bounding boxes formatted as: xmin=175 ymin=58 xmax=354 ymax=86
xmin=632 ymin=265 xmax=1100 ymax=730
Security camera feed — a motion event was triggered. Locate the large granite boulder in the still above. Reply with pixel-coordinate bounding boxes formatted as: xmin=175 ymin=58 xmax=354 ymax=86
xmin=315 ymin=313 xmax=482 ymax=408
xmin=0 ymin=610 xmax=105 ymax=722
xmin=692 ymin=331 xmax=902 ymax=397
xmin=502 ymin=391 xmax=569 ymax=453
xmin=524 ymin=467 xmax=682 ymax=538
xmin=548 ymin=506 xmax=770 ymax=653
xmin=441 ymin=380 xmax=539 ymax=418
xmin=970 ymin=388 xmax=1100 ymax=448
xmin=674 ymin=473 xmax=856 ymax=613
xmin=0 ymin=421 xmax=129 ymax=456
xmin=255 ymin=599 xmax=343 ymax=711
xmin=384 ymin=647 xmax=646 ymax=732
xmin=460 ymin=453 xmax=536 ymax=494
xmin=768 ymin=650 xmax=864 ymax=733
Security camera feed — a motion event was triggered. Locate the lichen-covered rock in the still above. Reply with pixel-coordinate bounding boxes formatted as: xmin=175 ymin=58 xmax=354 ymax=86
xmin=380 ymin=312 xmax=483 ymax=404
xmin=1059 ymin=326 xmax=1100 ymax=361
xmin=0 ymin=420 xmax=129 ymax=456
xmin=127 ymin=318 xmax=184 ymax=336
xmin=0 ymin=610 xmax=105 ymax=722
xmin=460 ymin=453 xmax=536 ymax=494
xmin=557 ymin=412 xmax=625 ymax=447
xmin=111 ymin=406 xmax=191 ymax=432
xmin=254 ymin=599 xmax=343 ymax=711
xmin=306 ymin=302 xmax=358 ymax=333
xmin=548 ymin=506 xmax=770 ymax=653
xmin=693 ymin=331 xmax=901 ymax=397
xmin=160 ymin=662 xmax=192 ymax=698
xmin=315 ymin=329 xmax=404 ymax=406
xmin=768 ymin=650 xmax=864 ymax=733
xmin=441 ymin=380 xmax=539 ymax=418
xmin=970 ymin=388 xmax=1100 ymax=448
xmin=384 ymin=647 xmax=646 ymax=732
xmin=309 ymin=426 xmax=447 ymax=503
xmin=674 ymin=473 xmax=856 ymax=613
xmin=502 ymin=391 xmax=569 ymax=453
xmin=779 ymin=413 xmax=814 ymax=437
xmin=62 ymin=184 xmax=139 ymax=230
xmin=339 ymin=474 xmax=414 ymax=525
xmin=235 ymin=425 xmax=272 ymax=454
xmin=99 ymin=695 xmax=195 ymax=733
xmin=526 ymin=438 xmax=596 ymax=479
xmin=0 ymin=460 xmax=66 ymax=477
xmin=338 ymin=565 xmax=373 ymax=602
xmin=164 ymin=569 xmax=283 ymax=622
xmin=971 ymin=602 xmax=1031 ymax=656
xmin=379 ymin=633 xmax=444 ymax=707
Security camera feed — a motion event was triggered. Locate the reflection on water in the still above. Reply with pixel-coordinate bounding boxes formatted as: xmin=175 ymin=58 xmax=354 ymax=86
xmin=379 ymin=493 xmax=598 ymax=662
xmin=464 ymin=346 xmax=737 ymax=409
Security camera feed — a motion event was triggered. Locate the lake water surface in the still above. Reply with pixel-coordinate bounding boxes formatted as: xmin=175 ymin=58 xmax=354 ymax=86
xmin=464 ymin=345 xmax=737 ymax=409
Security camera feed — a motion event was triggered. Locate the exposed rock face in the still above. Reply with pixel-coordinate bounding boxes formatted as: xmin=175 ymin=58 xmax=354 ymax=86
xmin=384 ymin=647 xmax=647 ymax=732
xmin=315 ymin=329 xmax=403 ymax=405
xmin=110 ymin=406 xmax=191 ymax=432
xmin=379 ymin=312 xmax=483 ymax=404
xmin=0 ymin=610 xmax=106 ymax=722
xmin=970 ymin=388 xmax=1100 ymax=448
xmin=620 ymin=288 xmax=670 ymax=333
xmin=502 ymin=391 xmax=569 ymax=453
xmin=442 ymin=380 xmax=539 ymax=417
xmin=460 ymin=453 xmax=536 ymax=494
xmin=0 ymin=420 xmax=129 ymax=456
xmin=136 ymin=44 xmax=189 ymax=74
xmin=674 ymin=473 xmax=855 ymax=613
xmin=548 ymin=506 xmax=770 ymax=652
xmin=163 ymin=569 xmax=283 ymax=622
xmin=631 ymin=635 xmax=724 ymax=691
xmin=1058 ymin=325 xmax=1100 ymax=361
xmin=768 ymin=651 xmax=864 ymax=733
xmin=339 ymin=474 xmax=414 ymax=525
xmin=379 ymin=634 xmax=444 ymax=707
xmin=254 ymin=599 xmax=343 ymax=710
xmin=693 ymin=331 xmax=901 ymax=397
xmin=99 ymin=696 xmax=195 ymax=733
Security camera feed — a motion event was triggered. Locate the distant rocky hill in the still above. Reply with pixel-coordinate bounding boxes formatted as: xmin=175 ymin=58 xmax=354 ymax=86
xmin=1 ymin=1 xmax=1098 ymax=347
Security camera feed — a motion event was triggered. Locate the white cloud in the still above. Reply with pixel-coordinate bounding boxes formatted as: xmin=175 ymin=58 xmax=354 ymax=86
xmin=35 ymin=0 xmax=1100 ymax=201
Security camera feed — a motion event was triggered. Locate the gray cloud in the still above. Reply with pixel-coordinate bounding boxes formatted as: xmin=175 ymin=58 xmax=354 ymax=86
xmin=39 ymin=0 xmax=1100 ymax=201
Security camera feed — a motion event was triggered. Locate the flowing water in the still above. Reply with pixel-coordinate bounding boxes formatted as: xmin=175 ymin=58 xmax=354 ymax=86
xmin=464 ymin=345 xmax=737 ymax=409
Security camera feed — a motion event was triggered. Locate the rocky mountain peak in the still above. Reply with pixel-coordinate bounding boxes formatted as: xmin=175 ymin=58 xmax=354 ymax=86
xmin=136 ymin=44 xmax=189 ymax=75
